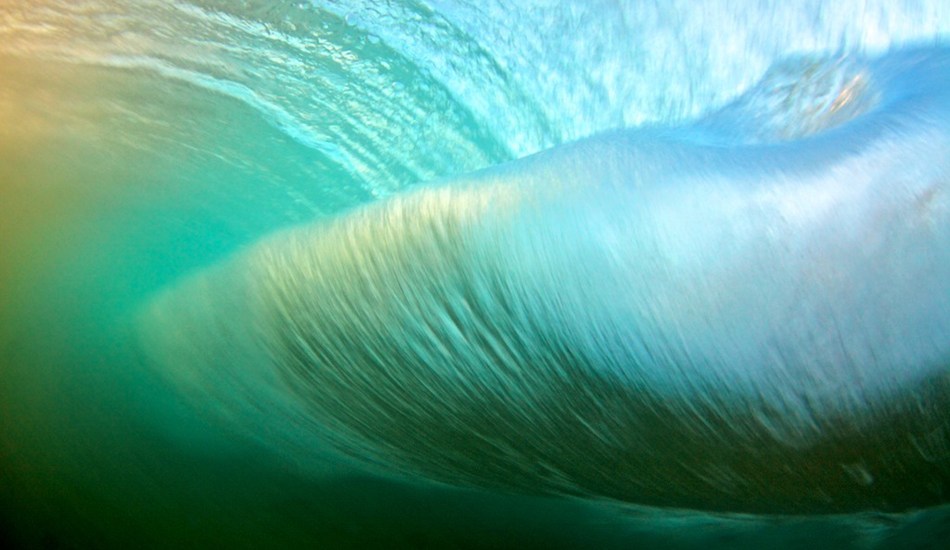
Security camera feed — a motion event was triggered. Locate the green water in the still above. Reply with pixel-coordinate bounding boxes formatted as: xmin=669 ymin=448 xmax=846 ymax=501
xmin=3 ymin=1 xmax=950 ymax=548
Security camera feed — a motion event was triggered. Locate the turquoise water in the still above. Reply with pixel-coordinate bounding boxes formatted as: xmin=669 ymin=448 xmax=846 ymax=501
xmin=2 ymin=1 xmax=950 ymax=548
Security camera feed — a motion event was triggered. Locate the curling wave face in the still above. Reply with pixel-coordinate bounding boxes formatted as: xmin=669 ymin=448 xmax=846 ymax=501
xmin=138 ymin=48 xmax=950 ymax=515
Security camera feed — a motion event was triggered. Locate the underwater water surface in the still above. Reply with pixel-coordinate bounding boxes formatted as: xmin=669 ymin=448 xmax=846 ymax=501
xmin=2 ymin=1 xmax=950 ymax=548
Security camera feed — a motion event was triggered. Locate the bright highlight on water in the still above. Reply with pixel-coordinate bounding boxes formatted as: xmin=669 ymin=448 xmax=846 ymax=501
xmin=2 ymin=1 xmax=950 ymax=549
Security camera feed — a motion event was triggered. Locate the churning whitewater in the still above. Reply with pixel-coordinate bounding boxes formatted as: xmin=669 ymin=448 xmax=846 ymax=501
xmin=138 ymin=48 xmax=950 ymax=515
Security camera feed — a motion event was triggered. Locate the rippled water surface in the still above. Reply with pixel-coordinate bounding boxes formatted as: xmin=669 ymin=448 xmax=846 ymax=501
xmin=2 ymin=1 xmax=950 ymax=548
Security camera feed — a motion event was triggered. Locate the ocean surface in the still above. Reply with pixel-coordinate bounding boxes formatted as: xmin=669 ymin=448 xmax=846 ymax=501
xmin=2 ymin=1 xmax=950 ymax=548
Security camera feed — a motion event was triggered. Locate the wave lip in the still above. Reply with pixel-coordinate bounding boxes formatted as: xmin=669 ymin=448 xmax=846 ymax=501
xmin=137 ymin=47 xmax=950 ymax=516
